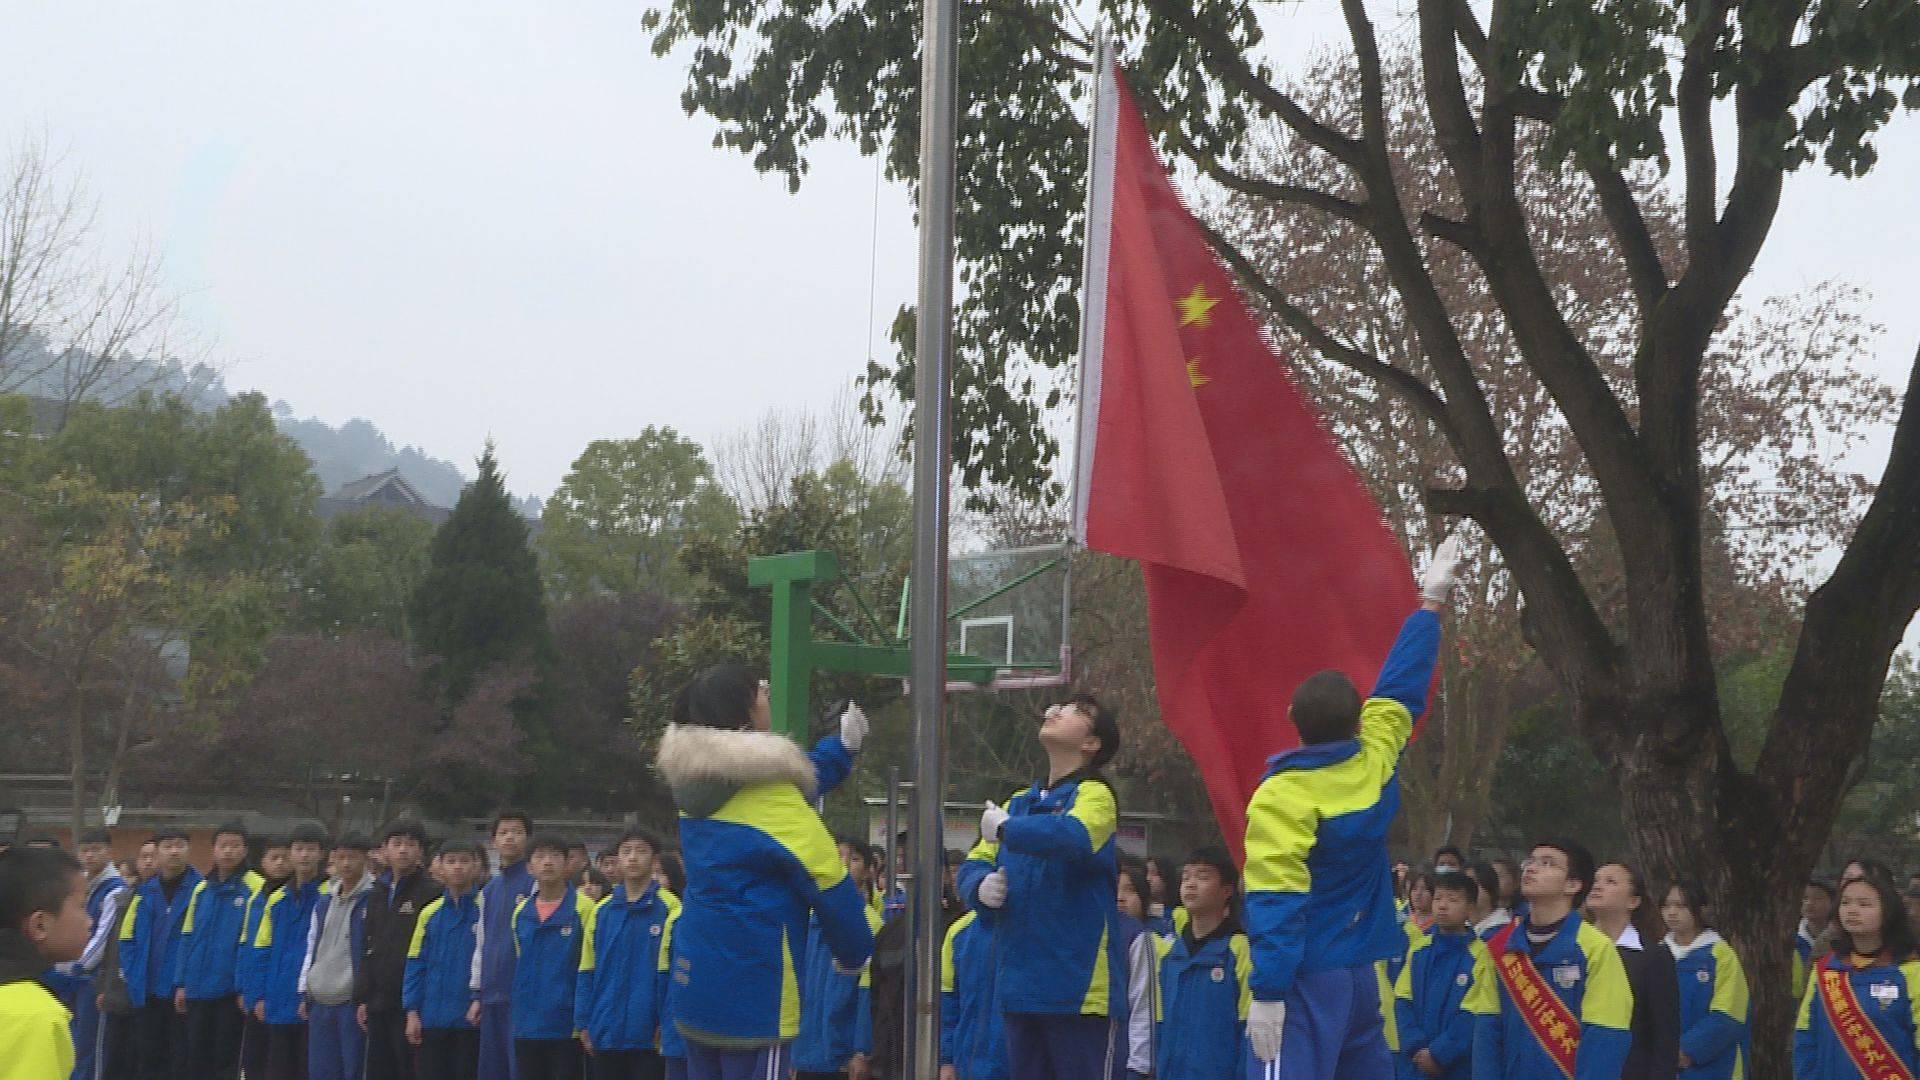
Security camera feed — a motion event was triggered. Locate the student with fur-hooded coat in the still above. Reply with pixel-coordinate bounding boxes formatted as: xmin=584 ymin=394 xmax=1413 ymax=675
xmin=654 ymin=665 xmax=875 ymax=1080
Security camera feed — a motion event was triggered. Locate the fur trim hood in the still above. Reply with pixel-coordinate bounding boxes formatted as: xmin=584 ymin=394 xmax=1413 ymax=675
xmin=656 ymin=724 xmax=818 ymax=818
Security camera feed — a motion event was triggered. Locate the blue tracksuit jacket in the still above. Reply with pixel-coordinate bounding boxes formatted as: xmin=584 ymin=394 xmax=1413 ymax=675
xmin=1242 ymin=610 xmax=1440 ymax=1001
xmin=657 ymin=724 xmax=874 ymax=1046
xmin=120 ymin=868 xmax=202 ymax=1008
xmin=1393 ymin=927 xmax=1483 ymax=1080
xmin=1795 ymin=953 xmax=1920 ymax=1078
xmin=1670 ymin=932 xmax=1748 ymax=1080
xmin=251 ymin=878 xmax=325 ymax=1025
xmin=175 ymin=869 xmax=260 ymax=1000
xmin=510 ymin=887 xmax=595 ymax=1040
xmin=575 ymin=882 xmax=676 ymax=1052
xmin=941 ymin=911 xmax=1008 ymax=1080
xmin=476 ymin=859 xmax=534 ymax=1008
xmin=1153 ymin=924 xmax=1251 ymax=1080
xmin=235 ymin=875 xmax=284 ymax=1011
xmin=793 ymin=903 xmax=882 ymax=1071
xmin=404 ymin=888 xmax=481 ymax=1031
xmin=1463 ymin=916 xmax=1633 ymax=1080
xmin=957 ymin=770 xmax=1121 ymax=1017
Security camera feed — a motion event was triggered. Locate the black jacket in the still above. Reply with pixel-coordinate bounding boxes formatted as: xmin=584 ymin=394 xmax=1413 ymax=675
xmin=355 ymin=869 xmax=442 ymax=1012
xmin=868 ymin=888 xmax=963 ymax=1079
xmin=1619 ymin=937 xmax=1680 ymax=1080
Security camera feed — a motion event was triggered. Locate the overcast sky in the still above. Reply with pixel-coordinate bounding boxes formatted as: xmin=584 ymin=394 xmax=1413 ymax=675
xmin=7 ymin=1 xmax=1916 ymax=503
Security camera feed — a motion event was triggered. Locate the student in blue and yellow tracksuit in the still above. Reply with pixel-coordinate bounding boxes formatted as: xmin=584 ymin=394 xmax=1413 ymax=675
xmin=1154 ymin=849 xmax=1251 ymax=1080
xmin=956 ymin=692 xmax=1123 ymax=1080
xmin=792 ymin=897 xmax=882 ymax=1080
xmin=405 ymin=840 xmax=484 ymax=1080
xmin=942 ymin=910 xmax=1008 ymax=1080
xmin=1393 ymin=873 xmax=1483 ymax=1080
xmin=251 ymin=825 xmax=328 ymax=1080
xmin=1 ymin=846 xmax=95 ymax=1080
xmin=653 ymin=665 xmax=875 ymax=1080
xmin=1794 ymin=872 xmax=1920 ymax=1078
xmin=575 ymin=828 xmax=677 ymax=1080
xmin=1462 ymin=839 xmax=1632 ymax=1080
xmin=1660 ymin=881 xmax=1748 ymax=1080
xmin=176 ymin=822 xmax=258 ymax=1079
xmin=239 ymin=837 xmax=293 ymax=1080
xmin=123 ymin=826 xmax=202 ymax=1079
xmin=1241 ymin=538 xmax=1461 ymax=1080
xmin=510 ymin=834 xmax=596 ymax=1080
xmin=1794 ymin=879 xmax=1834 ymax=1006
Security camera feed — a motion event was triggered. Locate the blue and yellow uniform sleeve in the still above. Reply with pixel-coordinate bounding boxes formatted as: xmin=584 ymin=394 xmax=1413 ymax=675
xmin=713 ymin=782 xmax=873 ymax=971
xmin=852 ymin=904 xmax=882 ymax=1055
xmin=1463 ymin=945 xmax=1503 ymax=1080
xmin=808 ymin=734 xmax=855 ymax=798
xmin=1573 ymin=923 xmax=1633 ymax=1080
xmin=1000 ymin=780 xmax=1116 ymax=867
xmin=940 ymin=918 xmax=960 ymax=1066
xmin=1369 ymin=608 xmax=1442 ymax=718
xmin=403 ymin=897 xmax=442 ymax=1015
xmin=1392 ymin=935 xmax=1428 ymax=1053
xmin=1793 ymin=959 xmax=1821 ymax=1076
xmin=574 ymin=895 xmax=609 ymax=1035
xmin=1680 ymin=940 xmax=1748 ymax=1065
xmin=1230 ymin=933 xmax=1254 ymax=1022
xmin=173 ymin=881 xmax=208 ymax=993
xmin=958 ymin=790 xmax=1023 ymax=912
xmin=1242 ymin=769 xmax=1319 ymax=1000
xmin=1429 ymin=940 xmax=1485 ymax=1068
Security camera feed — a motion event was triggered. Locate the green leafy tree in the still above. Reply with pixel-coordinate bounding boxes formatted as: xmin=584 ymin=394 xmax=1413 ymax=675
xmin=300 ymin=508 xmax=435 ymax=639
xmin=649 ymin=0 xmax=1920 ymax=1061
xmin=540 ymin=429 xmax=738 ymax=598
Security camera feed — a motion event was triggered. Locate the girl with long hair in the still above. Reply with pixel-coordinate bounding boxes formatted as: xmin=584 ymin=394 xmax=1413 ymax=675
xmin=1660 ymin=881 xmax=1749 ymax=1080
xmin=1794 ymin=873 xmax=1920 ymax=1077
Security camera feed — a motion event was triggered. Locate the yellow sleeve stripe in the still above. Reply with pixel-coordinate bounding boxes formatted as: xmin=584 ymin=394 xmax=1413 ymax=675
xmin=658 ymin=908 xmax=679 ymax=973
xmin=1576 ymin=922 xmax=1633 ymax=1030
xmin=408 ymin=898 xmax=443 ymax=961
xmin=1709 ymin=940 xmax=1750 ymax=1020
xmin=1231 ymin=933 xmax=1253 ymax=1021
xmin=119 ymin=895 xmax=140 ymax=941
xmin=711 ymin=783 xmax=849 ymax=891
xmin=1902 ymin=962 xmax=1920 ymax=1036
xmin=1357 ymin=697 xmax=1414 ymax=774
xmin=1395 ymin=937 xmax=1426 ymax=1002
xmin=1242 ymin=773 xmax=1317 ymax=893
xmin=1461 ymin=944 xmax=1499 ymax=1016
xmin=254 ymin=892 xmax=280 ymax=949
xmin=941 ymin=913 xmax=969 ymax=994
xmin=181 ymin=881 xmax=208 ymax=934
xmin=1069 ymin=781 xmax=1117 ymax=853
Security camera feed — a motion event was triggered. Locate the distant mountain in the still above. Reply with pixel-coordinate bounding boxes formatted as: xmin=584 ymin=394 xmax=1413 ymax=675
xmin=3 ymin=338 xmax=541 ymax=517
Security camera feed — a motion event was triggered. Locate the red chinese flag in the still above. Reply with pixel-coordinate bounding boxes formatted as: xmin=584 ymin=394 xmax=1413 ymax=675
xmin=1071 ymin=60 xmax=1416 ymax=858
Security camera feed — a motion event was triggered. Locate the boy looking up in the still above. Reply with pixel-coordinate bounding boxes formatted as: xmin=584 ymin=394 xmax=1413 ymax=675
xmin=1153 ymin=848 xmax=1251 ymax=1080
xmin=406 ymin=841 xmax=485 ymax=1080
xmin=1463 ymin=839 xmax=1632 ymax=1080
xmin=175 ymin=822 xmax=256 ymax=1079
xmin=957 ymin=693 xmax=1123 ymax=1080
xmin=508 ymin=834 xmax=594 ymax=1080
xmin=1 ymin=846 xmax=93 ymax=1079
xmin=1394 ymin=872 xmax=1484 ymax=1079
xmin=1241 ymin=538 xmax=1461 ymax=1078
xmin=574 ymin=828 xmax=677 ymax=1080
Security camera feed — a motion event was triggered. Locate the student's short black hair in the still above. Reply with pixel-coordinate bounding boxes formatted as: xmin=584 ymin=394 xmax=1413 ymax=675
xmin=1433 ymin=872 xmax=1479 ymax=905
xmin=1531 ymin=837 xmax=1597 ymax=908
xmin=0 ymin=847 xmax=83 ymax=931
xmin=212 ymin=821 xmax=249 ymax=845
xmin=1117 ymin=858 xmax=1151 ymax=913
xmin=656 ymin=850 xmax=686 ymax=895
xmin=1290 ymin=670 xmax=1363 ymax=745
xmin=615 ymin=828 xmax=665 ymax=857
xmin=1184 ymin=847 xmax=1240 ymax=891
xmin=833 ymin=835 xmax=870 ymax=868
xmin=78 ymin=828 xmax=112 ymax=848
xmin=255 ymin=834 xmax=289 ymax=853
xmin=565 ymin=842 xmax=588 ymax=857
xmin=1808 ymin=878 xmax=1837 ymax=901
xmin=1664 ymin=879 xmax=1711 ymax=925
xmin=1434 ymin=845 xmax=1465 ymax=865
xmin=582 ymin=868 xmax=613 ymax=892
xmin=1147 ymin=857 xmax=1181 ymax=905
xmin=527 ymin=832 xmax=571 ymax=859
xmin=335 ymin=832 xmax=375 ymax=853
xmin=671 ymin=664 xmax=761 ymax=730
xmin=491 ymin=809 xmax=533 ymax=836
xmin=1467 ymin=861 xmax=1501 ymax=905
xmin=151 ymin=827 xmax=188 ymax=844
xmin=1062 ymin=693 xmax=1121 ymax=771
xmin=436 ymin=839 xmax=484 ymax=862
xmin=382 ymin=819 xmax=427 ymax=848
xmin=288 ymin=823 xmax=329 ymax=848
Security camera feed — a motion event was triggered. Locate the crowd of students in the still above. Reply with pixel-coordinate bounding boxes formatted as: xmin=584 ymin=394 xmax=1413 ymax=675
xmin=8 ymin=542 xmax=1920 ymax=1079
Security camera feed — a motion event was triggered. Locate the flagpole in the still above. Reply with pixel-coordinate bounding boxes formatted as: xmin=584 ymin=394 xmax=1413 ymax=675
xmin=1070 ymin=30 xmax=1118 ymax=545
xmin=907 ymin=0 xmax=958 ymax=1068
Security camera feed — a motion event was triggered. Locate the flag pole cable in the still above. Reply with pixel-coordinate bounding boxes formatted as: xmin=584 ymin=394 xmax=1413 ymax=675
xmin=907 ymin=0 xmax=958 ymax=1068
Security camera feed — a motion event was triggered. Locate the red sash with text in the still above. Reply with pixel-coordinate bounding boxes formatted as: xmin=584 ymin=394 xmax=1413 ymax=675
xmin=1817 ymin=956 xmax=1915 ymax=1080
xmin=1486 ymin=922 xmax=1580 ymax=1079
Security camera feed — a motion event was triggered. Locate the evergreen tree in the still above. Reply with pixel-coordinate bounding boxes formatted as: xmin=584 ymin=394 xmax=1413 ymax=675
xmin=410 ymin=443 xmax=552 ymax=705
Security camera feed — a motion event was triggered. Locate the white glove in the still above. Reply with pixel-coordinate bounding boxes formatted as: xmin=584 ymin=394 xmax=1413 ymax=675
xmin=839 ymin=702 xmax=868 ymax=752
xmin=975 ymin=869 xmax=1008 ymax=909
xmin=979 ymin=800 xmax=1009 ymax=844
xmin=1248 ymin=999 xmax=1287 ymax=1062
xmin=1419 ymin=532 xmax=1465 ymax=606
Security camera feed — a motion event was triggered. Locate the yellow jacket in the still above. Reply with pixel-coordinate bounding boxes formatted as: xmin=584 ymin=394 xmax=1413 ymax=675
xmin=0 ymin=977 xmax=74 ymax=1080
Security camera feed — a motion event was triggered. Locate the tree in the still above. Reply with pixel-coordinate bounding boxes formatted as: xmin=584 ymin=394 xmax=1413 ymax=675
xmin=298 ymin=507 xmax=435 ymax=640
xmin=0 ymin=133 xmax=193 ymax=421
xmin=544 ymin=592 xmax=680 ymax=819
xmin=540 ymin=428 xmax=737 ymax=598
xmin=409 ymin=444 xmax=552 ymax=705
xmin=649 ymin=0 xmax=1920 ymax=1061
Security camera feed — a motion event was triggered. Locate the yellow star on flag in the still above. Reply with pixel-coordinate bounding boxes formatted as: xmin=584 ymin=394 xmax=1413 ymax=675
xmin=1187 ymin=358 xmax=1210 ymax=389
xmin=1176 ymin=284 xmax=1221 ymax=328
